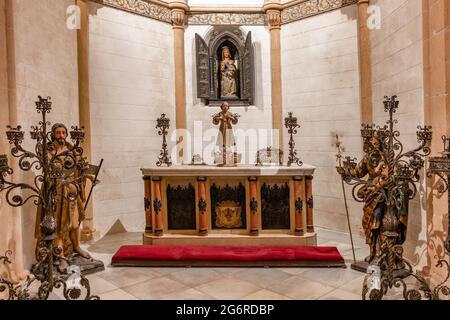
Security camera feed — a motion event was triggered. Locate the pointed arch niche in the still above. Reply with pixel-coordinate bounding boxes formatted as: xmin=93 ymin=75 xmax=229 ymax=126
xmin=195 ymin=26 xmax=254 ymax=107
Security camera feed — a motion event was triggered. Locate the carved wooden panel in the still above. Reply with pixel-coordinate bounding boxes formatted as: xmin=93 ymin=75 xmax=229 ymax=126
xmin=195 ymin=34 xmax=211 ymax=99
xmin=261 ymin=182 xmax=290 ymax=229
xmin=167 ymin=183 xmax=196 ymax=230
xmin=210 ymin=182 xmax=247 ymax=229
xmin=241 ymin=32 xmax=254 ymax=103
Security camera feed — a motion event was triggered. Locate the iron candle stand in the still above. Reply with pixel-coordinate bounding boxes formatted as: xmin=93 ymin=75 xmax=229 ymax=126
xmin=337 ymin=96 xmax=449 ymax=300
xmin=156 ymin=113 xmax=172 ymax=167
xmin=0 ymin=96 xmax=98 ymax=300
xmin=284 ymin=112 xmax=303 ymax=167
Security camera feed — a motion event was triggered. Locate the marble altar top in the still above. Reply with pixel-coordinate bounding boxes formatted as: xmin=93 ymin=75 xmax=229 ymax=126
xmin=141 ymin=164 xmax=315 ymax=177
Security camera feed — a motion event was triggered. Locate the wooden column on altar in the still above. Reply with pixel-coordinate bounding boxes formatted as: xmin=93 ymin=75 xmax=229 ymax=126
xmin=143 ymin=176 xmax=152 ymax=233
xmin=293 ymin=176 xmax=304 ymax=236
xmin=141 ymin=165 xmax=317 ymax=246
xmin=198 ymin=177 xmax=208 ymax=236
xmin=249 ymin=176 xmax=259 ymax=236
xmin=152 ymin=177 xmax=163 ymax=236
xmin=306 ymin=176 xmax=314 ymax=233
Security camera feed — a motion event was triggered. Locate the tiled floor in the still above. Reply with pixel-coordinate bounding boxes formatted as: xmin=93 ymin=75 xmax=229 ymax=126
xmin=48 ymin=228 xmax=406 ymax=300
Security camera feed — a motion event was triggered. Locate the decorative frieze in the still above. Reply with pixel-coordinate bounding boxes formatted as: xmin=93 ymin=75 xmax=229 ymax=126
xmin=187 ymin=13 xmax=266 ymax=26
xmin=281 ymin=0 xmax=358 ymax=24
xmin=90 ymin=0 xmax=358 ymax=26
xmin=90 ymin=0 xmax=172 ymax=24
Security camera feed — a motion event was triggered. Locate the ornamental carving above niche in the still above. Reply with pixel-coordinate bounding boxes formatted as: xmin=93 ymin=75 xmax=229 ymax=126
xmin=90 ymin=0 xmax=358 ymax=26
xmin=188 ymin=13 xmax=266 ymax=26
xmin=281 ymin=0 xmax=358 ymax=24
xmin=195 ymin=27 xmax=255 ymax=106
xmin=90 ymin=0 xmax=171 ymax=23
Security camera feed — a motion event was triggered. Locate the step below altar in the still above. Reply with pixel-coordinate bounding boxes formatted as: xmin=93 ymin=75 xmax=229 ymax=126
xmin=141 ymin=165 xmax=316 ymax=246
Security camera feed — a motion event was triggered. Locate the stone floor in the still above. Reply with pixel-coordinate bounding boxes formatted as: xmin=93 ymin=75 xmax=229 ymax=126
xmin=47 ymin=227 xmax=407 ymax=300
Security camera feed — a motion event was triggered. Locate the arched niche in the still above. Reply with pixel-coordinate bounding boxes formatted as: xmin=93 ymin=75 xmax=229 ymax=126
xmin=195 ymin=26 xmax=254 ymax=106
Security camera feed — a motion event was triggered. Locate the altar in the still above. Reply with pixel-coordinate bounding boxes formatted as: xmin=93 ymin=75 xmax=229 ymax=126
xmin=141 ymin=165 xmax=317 ymax=246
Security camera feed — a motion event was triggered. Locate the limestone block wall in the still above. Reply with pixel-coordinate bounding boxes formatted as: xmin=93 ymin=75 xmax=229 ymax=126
xmin=369 ymin=0 xmax=426 ymax=266
xmin=4 ymin=0 xmax=79 ymax=268
xmin=282 ymin=5 xmax=363 ymax=235
xmin=88 ymin=3 xmax=175 ymax=236
xmin=184 ymin=25 xmax=273 ymax=165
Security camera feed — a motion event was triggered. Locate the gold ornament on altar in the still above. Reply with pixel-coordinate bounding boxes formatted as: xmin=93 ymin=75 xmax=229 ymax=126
xmin=215 ymin=200 xmax=243 ymax=228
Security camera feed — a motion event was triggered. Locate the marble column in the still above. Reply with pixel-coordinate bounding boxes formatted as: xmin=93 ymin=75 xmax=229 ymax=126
xmin=152 ymin=177 xmax=164 ymax=236
xmin=169 ymin=0 xmax=189 ymax=162
xmin=197 ymin=177 xmax=208 ymax=236
xmin=76 ymin=0 xmax=95 ymax=242
xmin=249 ymin=176 xmax=259 ymax=236
xmin=263 ymin=0 xmax=284 ymax=151
xmin=143 ymin=176 xmax=152 ymax=233
xmin=356 ymin=0 xmax=373 ymax=124
xmin=293 ymin=176 xmax=304 ymax=236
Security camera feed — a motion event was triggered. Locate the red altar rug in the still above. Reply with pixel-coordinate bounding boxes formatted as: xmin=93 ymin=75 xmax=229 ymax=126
xmin=111 ymin=245 xmax=346 ymax=268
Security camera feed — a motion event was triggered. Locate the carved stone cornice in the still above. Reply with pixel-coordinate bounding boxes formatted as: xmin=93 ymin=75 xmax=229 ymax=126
xmin=90 ymin=0 xmax=171 ymax=23
xmin=89 ymin=0 xmax=359 ymax=26
xmin=281 ymin=0 xmax=358 ymax=24
xmin=187 ymin=13 xmax=266 ymax=26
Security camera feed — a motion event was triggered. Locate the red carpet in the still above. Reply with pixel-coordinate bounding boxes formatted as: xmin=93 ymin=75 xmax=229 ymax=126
xmin=111 ymin=245 xmax=345 ymax=268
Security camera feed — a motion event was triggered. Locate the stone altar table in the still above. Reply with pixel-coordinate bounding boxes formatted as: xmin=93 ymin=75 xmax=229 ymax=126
xmin=141 ymin=165 xmax=316 ymax=246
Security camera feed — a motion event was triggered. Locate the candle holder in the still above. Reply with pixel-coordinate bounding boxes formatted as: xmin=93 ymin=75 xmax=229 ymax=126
xmin=0 ymin=96 xmax=98 ymax=300
xmin=156 ymin=114 xmax=172 ymax=167
xmin=284 ymin=112 xmax=303 ymax=167
xmin=337 ymin=95 xmax=450 ymax=300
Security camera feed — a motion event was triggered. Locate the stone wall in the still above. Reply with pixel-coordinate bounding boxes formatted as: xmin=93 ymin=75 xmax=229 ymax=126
xmin=282 ymin=5 xmax=363 ymax=235
xmin=184 ymin=25 xmax=272 ymax=165
xmin=88 ymin=3 xmax=175 ymax=236
xmin=5 ymin=0 xmax=79 ymax=269
xmin=370 ymin=0 xmax=426 ymax=266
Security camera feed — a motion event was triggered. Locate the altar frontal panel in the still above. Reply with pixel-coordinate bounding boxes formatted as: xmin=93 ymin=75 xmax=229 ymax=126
xmin=260 ymin=179 xmax=292 ymax=230
xmin=209 ymin=179 xmax=247 ymax=230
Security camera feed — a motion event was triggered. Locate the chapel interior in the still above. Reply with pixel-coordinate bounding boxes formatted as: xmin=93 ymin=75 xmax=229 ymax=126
xmin=0 ymin=0 xmax=449 ymax=301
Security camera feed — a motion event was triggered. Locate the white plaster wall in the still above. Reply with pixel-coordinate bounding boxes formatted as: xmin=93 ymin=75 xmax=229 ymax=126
xmin=89 ymin=3 xmax=175 ymax=236
xmin=370 ymin=0 xmax=425 ymax=265
xmin=8 ymin=0 xmax=79 ymax=268
xmin=282 ymin=6 xmax=363 ymax=235
xmin=185 ymin=25 xmax=272 ymax=165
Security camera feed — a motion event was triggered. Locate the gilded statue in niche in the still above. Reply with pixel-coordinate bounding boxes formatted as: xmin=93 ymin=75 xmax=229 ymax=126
xmin=220 ymin=46 xmax=238 ymax=98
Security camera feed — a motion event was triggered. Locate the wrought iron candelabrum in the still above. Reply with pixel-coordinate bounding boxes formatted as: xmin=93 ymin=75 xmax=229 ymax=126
xmin=284 ymin=112 xmax=303 ymax=167
xmin=338 ymin=95 xmax=450 ymax=300
xmin=156 ymin=113 xmax=172 ymax=167
xmin=0 ymin=96 xmax=98 ymax=300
